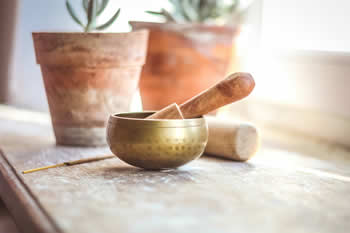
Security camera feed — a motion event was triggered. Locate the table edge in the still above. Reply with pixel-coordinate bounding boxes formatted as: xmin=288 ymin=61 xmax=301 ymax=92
xmin=0 ymin=148 xmax=62 ymax=233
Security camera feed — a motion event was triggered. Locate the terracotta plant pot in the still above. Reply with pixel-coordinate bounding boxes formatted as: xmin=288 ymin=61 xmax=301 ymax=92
xmin=130 ymin=22 xmax=238 ymax=111
xmin=0 ymin=0 xmax=17 ymax=103
xmin=32 ymin=30 xmax=149 ymax=146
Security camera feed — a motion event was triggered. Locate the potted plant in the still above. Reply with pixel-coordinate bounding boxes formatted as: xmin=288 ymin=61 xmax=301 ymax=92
xmin=130 ymin=0 xmax=248 ymax=110
xmin=32 ymin=0 xmax=149 ymax=146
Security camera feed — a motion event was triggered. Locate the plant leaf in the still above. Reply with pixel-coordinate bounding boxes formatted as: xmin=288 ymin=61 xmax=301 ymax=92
xmin=66 ymin=0 xmax=84 ymax=28
xmin=146 ymin=9 xmax=178 ymax=22
xmin=160 ymin=9 xmax=178 ymax=22
xmin=86 ymin=0 xmax=98 ymax=32
xmin=164 ymin=0 xmax=243 ymax=23
xmin=168 ymin=0 xmax=182 ymax=9
xmin=145 ymin=10 xmax=164 ymax=16
xmin=178 ymin=0 xmax=192 ymax=22
xmin=182 ymin=0 xmax=199 ymax=22
xmin=168 ymin=0 xmax=188 ymax=22
xmin=95 ymin=8 xmax=120 ymax=31
xmin=97 ymin=0 xmax=109 ymax=16
xmin=82 ymin=0 xmax=89 ymax=13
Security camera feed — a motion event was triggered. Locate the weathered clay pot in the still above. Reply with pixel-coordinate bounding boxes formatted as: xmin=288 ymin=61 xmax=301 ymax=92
xmin=0 ymin=0 xmax=17 ymax=103
xmin=130 ymin=22 xmax=238 ymax=111
xmin=32 ymin=30 xmax=149 ymax=146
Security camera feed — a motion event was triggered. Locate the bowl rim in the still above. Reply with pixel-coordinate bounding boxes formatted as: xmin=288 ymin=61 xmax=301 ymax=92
xmin=109 ymin=111 xmax=206 ymax=128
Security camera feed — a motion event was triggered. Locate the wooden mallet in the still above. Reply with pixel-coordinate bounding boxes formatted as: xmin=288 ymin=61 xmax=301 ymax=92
xmin=205 ymin=117 xmax=260 ymax=161
xmin=147 ymin=72 xmax=255 ymax=120
xmin=146 ymin=72 xmax=259 ymax=161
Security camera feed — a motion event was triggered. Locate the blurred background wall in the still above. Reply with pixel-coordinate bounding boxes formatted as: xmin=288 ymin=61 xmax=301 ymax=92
xmin=2 ymin=0 xmax=260 ymax=112
xmin=2 ymin=0 xmax=350 ymax=122
xmin=262 ymin=0 xmax=350 ymax=52
xmin=0 ymin=0 xmax=17 ymax=103
xmin=5 ymin=0 xmax=166 ymax=111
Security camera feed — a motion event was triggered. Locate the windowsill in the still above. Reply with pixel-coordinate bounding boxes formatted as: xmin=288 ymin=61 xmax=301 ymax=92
xmin=226 ymin=48 xmax=350 ymax=149
xmin=0 ymin=104 xmax=349 ymax=232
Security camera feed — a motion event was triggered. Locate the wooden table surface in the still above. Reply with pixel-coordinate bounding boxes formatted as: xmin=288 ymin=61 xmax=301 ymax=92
xmin=0 ymin=199 xmax=19 ymax=233
xmin=0 ymin=106 xmax=350 ymax=233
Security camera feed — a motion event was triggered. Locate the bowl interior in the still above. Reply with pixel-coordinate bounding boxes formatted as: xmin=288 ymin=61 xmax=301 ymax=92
xmin=114 ymin=111 xmax=155 ymax=119
xmin=110 ymin=111 xmax=205 ymax=128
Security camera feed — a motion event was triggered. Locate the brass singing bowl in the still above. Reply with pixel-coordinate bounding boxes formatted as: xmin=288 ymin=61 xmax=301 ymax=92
xmin=107 ymin=112 xmax=208 ymax=170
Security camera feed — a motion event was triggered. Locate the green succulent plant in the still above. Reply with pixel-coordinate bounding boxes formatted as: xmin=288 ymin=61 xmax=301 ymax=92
xmin=65 ymin=0 xmax=120 ymax=32
xmin=146 ymin=0 xmax=241 ymax=24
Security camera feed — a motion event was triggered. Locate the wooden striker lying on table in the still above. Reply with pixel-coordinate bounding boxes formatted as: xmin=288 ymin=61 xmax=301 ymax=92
xmin=205 ymin=117 xmax=259 ymax=161
xmin=147 ymin=72 xmax=255 ymax=119
xmin=147 ymin=72 xmax=259 ymax=161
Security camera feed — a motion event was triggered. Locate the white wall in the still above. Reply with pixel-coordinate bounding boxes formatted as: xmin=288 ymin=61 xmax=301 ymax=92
xmin=262 ymin=0 xmax=350 ymax=52
xmin=242 ymin=0 xmax=350 ymax=119
xmin=10 ymin=1 xmax=74 ymax=111
xmin=10 ymin=0 xmax=350 ymax=113
xmin=9 ymin=0 xmax=165 ymax=111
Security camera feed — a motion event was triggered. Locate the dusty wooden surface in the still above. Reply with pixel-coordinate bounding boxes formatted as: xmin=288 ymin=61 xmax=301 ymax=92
xmin=0 ymin=200 xmax=19 ymax=233
xmin=0 ymin=106 xmax=350 ymax=233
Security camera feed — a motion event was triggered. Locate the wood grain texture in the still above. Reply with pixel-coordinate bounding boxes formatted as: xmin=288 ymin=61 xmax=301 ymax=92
xmin=1 ymin=107 xmax=350 ymax=233
xmin=0 ymin=149 xmax=62 ymax=233
xmin=0 ymin=200 xmax=19 ymax=233
xmin=148 ymin=73 xmax=255 ymax=120
xmin=146 ymin=103 xmax=184 ymax=120
xmin=205 ymin=116 xmax=260 ymax=161
xmin=180 ymin=72 xmax=254 ymax=119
